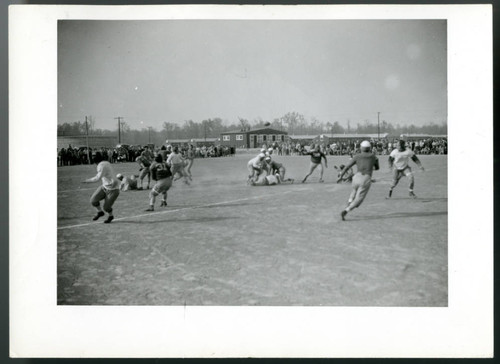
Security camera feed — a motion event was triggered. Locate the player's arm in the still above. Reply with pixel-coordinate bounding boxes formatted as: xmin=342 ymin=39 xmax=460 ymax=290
xmin=388 ymin=156 xmax=394 ymax=169
xmin=411 ymin=155 xmax=424 ymax=170
xmin=166 ymin=154 xmax=173 ymax=166
xmin=83 ymin=165 xmax=102 ymax=183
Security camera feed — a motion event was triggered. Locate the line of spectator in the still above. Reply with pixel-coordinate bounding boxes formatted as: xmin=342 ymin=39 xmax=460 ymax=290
xmin=58 ymin=143 xmax=236 ymax=166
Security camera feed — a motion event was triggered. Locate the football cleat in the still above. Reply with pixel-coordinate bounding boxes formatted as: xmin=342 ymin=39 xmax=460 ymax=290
xmin=144 ymin=207 xmax=154 ymax=212
xmin=104 ymin=215 xmax=114 ymax=224
xmin=409 ymin=191 xmax=417 ymax=198
xmin=340 ymin=210 xmax=347 ymax=221
xmin=92 ymin=211 xmax=105 ymax=221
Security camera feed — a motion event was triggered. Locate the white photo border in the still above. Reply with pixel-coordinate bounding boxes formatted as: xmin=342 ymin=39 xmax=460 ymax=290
xmin=9 ymin=4 xmax=493 ymax=358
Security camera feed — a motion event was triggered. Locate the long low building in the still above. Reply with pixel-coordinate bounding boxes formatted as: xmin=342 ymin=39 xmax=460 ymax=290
xmin=219 ymin=127 xmax=288 ymax=148
xmin=166 ymin=138 xmax=219 ymax=147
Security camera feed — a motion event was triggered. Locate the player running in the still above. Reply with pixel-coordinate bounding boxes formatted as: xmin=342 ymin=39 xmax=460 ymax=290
xmin=302 ymin=144 xmax=328 ymax=183
xmin=337 ymin=140 xmax=379 ymax=221
xmin=247 ymin=153 xmax=266 ymax=184
xmin=387 ymin=139 xmax=425 ymax=198
xmin=145 ymin=154 xmax=173 ymax=211
xmin=82 ymin=152 xmax=120 ymax=223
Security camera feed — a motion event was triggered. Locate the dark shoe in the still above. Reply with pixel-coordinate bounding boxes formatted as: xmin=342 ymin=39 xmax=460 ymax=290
xmin=160 ymin=201 xmax=167 ymax=207
xmin=409 ymin=191 xmax=417 ymax=198
xmin=145 ymin=206 xmax=154 ymax=212
xmin=319 ymin=179 xmax=324 ymax=183
xmin=104 ymin=215 xmax=114 ymax=224
xmin=340 ymin=210 xmax=347 ymax=221
xmin=301 ymin=179 xmax=306 ymax=184
xmin=92 ymin=211 xmax=105 ymax=221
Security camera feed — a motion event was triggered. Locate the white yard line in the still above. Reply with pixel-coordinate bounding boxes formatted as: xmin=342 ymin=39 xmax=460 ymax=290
xmin=57 ymin=188 xmax=305 ymax=230
xmin=58 ymin=187 xmax=96 ymax=193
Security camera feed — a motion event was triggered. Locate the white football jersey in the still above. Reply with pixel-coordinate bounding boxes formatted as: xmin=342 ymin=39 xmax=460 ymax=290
xmin=390 ymin=148 xmax=415 ymax=170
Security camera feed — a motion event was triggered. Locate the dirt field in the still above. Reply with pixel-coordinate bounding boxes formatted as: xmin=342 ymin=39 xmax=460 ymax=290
xmin=57 ymin=153 xmax=447 ymax=306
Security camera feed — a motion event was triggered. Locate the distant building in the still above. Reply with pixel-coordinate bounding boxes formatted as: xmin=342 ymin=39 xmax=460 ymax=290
xmin=57 ymin=135 xmax=117 ymax=149
xmin=399 ymin=134 xmax=447 ymax=140
xmin=313 ymin=133 xmax=391 ymax=145
xmin=219 ymin=127 xmax=288 ymax=148
xmin=166 ymin=138 xmax=219 ymax=147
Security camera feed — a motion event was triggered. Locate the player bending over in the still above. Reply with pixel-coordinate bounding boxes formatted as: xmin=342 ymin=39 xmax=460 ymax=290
xmin=387 ymin=140 xmax=424 ymax=198
xmin=338 ymin=140 xmax=379 ymax=221
xmin=145 ymin=154 xmax=173 ymax=211
xmin=247 ymin=153 xmax=266 ymax=184
xmin=265 ymin=156 xmax=294 ymax=183
xmin=82 ymin=152 xmax=120 ymax=223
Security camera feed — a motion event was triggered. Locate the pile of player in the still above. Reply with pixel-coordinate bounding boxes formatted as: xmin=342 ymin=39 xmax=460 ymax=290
xmin=246 ymin=147 xmax=295 ymax=186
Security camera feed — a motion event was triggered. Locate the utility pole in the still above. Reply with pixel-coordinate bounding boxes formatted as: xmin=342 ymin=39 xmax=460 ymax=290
xmin=377 ymin=112 xmax=380 ymax=140
xmin=148 ymin=126 xmax=152 ymax=144
xmin=85 ymin=116 xmax=91 ymax=164
xmin=114 ymin=116 xmax=123 ymax=144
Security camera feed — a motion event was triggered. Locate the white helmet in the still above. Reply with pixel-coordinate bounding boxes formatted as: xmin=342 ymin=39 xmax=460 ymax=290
xmin=360 ymin=140 xmax=371 ymax=150
xmin=258 ymin=153 xmax=266 ymax=158
xmin=116 ymin=173 xmax=123 ymax=180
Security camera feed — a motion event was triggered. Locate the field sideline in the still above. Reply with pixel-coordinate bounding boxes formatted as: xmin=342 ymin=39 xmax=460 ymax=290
xmin=57 ymin=154 xmax=447 ymax=306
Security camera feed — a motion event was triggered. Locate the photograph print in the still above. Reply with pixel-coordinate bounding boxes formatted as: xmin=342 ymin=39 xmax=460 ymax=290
xmin=56 ymin=18 xmax=448 ymax=306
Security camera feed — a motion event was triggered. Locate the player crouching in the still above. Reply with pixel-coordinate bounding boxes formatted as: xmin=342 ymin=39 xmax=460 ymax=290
xmin=264 ymin=156 xmax=294 ymax=183
xmin=145 ymin=154 xmax=173 ymax=211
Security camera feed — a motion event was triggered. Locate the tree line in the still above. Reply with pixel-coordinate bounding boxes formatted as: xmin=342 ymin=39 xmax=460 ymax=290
xmin=57 ymin=112 xmax=447 ymax=145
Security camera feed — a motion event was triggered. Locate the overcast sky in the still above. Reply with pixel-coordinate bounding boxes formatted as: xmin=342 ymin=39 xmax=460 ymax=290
xmin=58 ymin=19 xmax=447 ymax=131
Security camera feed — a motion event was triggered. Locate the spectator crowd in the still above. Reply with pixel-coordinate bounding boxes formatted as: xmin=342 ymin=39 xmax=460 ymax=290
xmin=58 ymin=144 xmax=235 ymax=166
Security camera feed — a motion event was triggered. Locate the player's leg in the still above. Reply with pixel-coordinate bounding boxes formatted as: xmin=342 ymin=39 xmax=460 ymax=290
xmin=302 ymin=163 xmax=317 ymax=183
xmin=146 ymin=186 xmax=159 ymax=211
xmin=404 ymin=167 xmax=416 ymax=197
xmin=102 ymin=189 xmax=120 ymax=223
xmin=159 ymin=178 xmax=171 ymax=206
xmin=279 ymin=167 xmax=286 ymax=180
xmin=388 ymin=169 xmax=402 ymax=198
xmin=318 ymin=163 xmax=324 ymax=182
xmin=349 ymin=176 xmax=372 ymax=210
xmin=90 ymin=186 xmax=106 ymax=220
xmin=138 ymin=168 xmax=147 ymax=189
xmin=341 ymin=173 xmax=368 ymax=220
